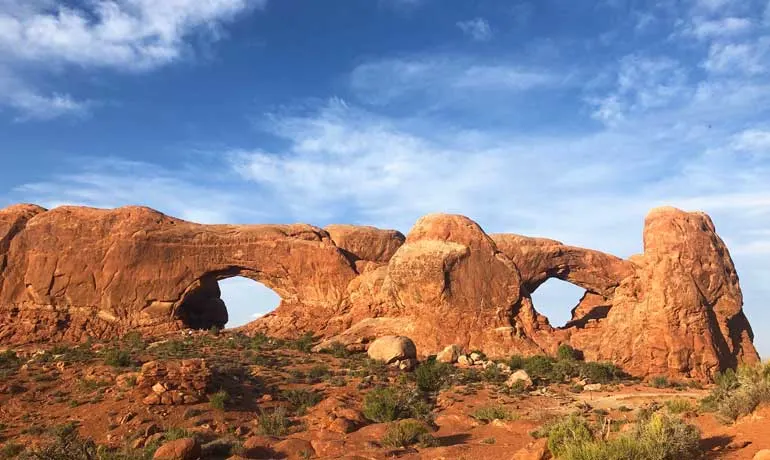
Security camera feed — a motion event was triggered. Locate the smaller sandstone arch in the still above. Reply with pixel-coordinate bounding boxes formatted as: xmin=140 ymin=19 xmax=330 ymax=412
xmin=529 ymin=277 xmax=587 ymax=328
xmin=172 ymin=267 xmax=287 ymax=331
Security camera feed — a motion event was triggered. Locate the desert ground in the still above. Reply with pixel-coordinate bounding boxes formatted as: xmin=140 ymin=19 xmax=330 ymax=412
xmin=0 ymin=329 xmax=767 ymax=460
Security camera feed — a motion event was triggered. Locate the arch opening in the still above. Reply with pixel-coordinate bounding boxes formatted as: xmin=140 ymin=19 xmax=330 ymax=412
xmin=174 ymin=274 xmax=282 ymax=330
xmin=220 ymin=277 xmax=282 ymax=328
xmin=530 ymin=278 xmax=587 ymax=328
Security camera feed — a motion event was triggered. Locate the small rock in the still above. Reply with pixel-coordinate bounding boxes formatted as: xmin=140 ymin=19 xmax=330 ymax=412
xmin=152 ymin=382 xmax=167 ymax=394
xmin=469 ymin=352 xmax=483 ymax=362
xmin=497 ymin=363 xmax=512 ymax=374
xmin=436 ymin=344 xmax=461 ymax=364
xmin=397 ymin=358 xmax=417 ymax=371
xmin=153 ymin=437 xmax=201 ymax=460
xmin=457 ymin=355 xmax=472 ymax=367
xmin=367 ymin=336 xmax=417 ymax=364
xmin=261 ymin=394 xmax=273 ymax=402
xmin=584 ymin=383 xmax=602 ymax=392
xmin=505 ymin=370 xmax=533 ymax=389
xmin=119 ymin=412 xmax=136 ymax=425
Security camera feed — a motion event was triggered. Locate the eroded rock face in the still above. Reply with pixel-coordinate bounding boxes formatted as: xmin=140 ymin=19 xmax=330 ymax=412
xmin=0 ymin=204 xmax=759 ymax=380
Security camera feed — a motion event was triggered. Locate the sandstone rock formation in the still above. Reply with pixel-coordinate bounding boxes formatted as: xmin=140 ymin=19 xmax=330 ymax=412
xmin=0 ymin=203 xmax=759 ymax=380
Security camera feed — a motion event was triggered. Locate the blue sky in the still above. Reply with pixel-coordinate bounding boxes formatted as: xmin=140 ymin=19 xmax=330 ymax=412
xmin=0 ymin=0 xmax=769 ymax=357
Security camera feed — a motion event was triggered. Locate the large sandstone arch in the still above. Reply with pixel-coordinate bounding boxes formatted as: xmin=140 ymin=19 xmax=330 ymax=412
xmin=0 ymin=203 xmax=759 ymax=380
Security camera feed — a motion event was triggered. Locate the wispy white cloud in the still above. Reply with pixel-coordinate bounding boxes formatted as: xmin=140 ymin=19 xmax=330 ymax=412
xmin=456 ymin=17 xmax=492 ymax=41
xmin=349 ymin=56 xmax=566 ymax=107
xmin=704 ymin=38 xmax=769 ymax=75
xmin=0 ymin=0 xmax=264 ymax=120
xmin=587 ymin=55 xmax=690 ymax=125
xmin=0 ymin=0 xmax=264 ymax=70
xmin=682 ymin=16 xmax=754 ymax=39
xmin=0 ymin=70 xmax=91 ymax=120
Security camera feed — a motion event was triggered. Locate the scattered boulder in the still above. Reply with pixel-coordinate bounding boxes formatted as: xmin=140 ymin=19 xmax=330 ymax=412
xmin=153 ymin=437 xmax=201 ymax=460
xmin=457 ymin=355 xmax=472 ymax=367
xmin=754 ymin=450 xmax=770 ymax=460
xmin=436 ymin=344 xmax=462 ymax=363
xmin=506 ymin=370 xmax=533 ymax=389
xmin=584 ymin=383 xmax=602 ymax=392
xmin=366 ymin=336 xmax=416 ymax=364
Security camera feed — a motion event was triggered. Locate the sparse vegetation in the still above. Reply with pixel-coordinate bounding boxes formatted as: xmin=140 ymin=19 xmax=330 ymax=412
xmin=701 ymin=362 xmax=770 ymax=423
xmin=558 ymin=344 xmax=580 ymax=361
xmin=289 ymin=332 xmax=315 ymax=353
xmin=363 ymin=387 xmax=408 ymax=423
xmin=415 ymin=360 xmax=452 ymax=392
xmin=665 ymin=399 xmax=694 ymax=414
xmin=535 ymin=412 xmax=701 ymax=460
xmin=381 ymin=419 xmax=437 ymax=448
xmin=362 ymin=386 xmax=433 ymax=423
xmin=471 ymin=405 xmax=517 ymax=423
xmin=508 ymin=353 xmax=625 ymax=385
xmin=0 ymin=350 xmax=21 ymax=378
xmin=209 ymin=389 xmax=230 ymax=410
xmin=0 ymin=443 xmax=24 ymax=458
xmin=103 ymin=348 xmax=131 ymax=368
xmin=256 ymin=407 xmax=290 ymax=436
xmin=282 ymin=389 xmax=323 ymax=414
xmin=650 ymin=376 xmax=670 ymax=388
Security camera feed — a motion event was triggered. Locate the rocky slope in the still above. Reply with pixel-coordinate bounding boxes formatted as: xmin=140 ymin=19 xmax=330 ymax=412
xmin=0 ymin=204 xmax=759 ymax=380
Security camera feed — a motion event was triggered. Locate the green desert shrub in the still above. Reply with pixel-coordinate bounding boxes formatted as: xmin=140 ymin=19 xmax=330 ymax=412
xmin=256 ymin=407 xmax=290 ymax=436
xmin=289 ymin=332 xmax=315 ymax=353
xmin=282 ymin=389 xmax=323 ymax=414
xmin=362 ymin=386 xmax=432 ymax=423
xmin=380 ymin=419 xmax=437 ymax=448
xmin=536 ymin=412 xmax=700 ymax=460
xmin=523 ymin=355 xmax=556 ymax=381
xmin=103 ymin=348 xmax=132 ymax=368
xmin=579 ymin=362 xmax=625 ymax=384
xmin=471 ymin=405 xmax=517 ymax=423
xmin=665 ymin=398 xmax=694 ymax=414
xmin=650 ymin=376 xmax=670 ymax=388
xmin=209 ymin=389 xmax=230 ymax=410
xmin=362 ymin=387 xmax=407 ymax=423
xmin=701 ymin=362 xmax=770 ymax=422
xmin=415 ymin=361 xmax=452 ymax=392
xmin=558 ymin=344 xmax=580 ymax=361
xmin=0 ymin=350 xmax=21 ymax=378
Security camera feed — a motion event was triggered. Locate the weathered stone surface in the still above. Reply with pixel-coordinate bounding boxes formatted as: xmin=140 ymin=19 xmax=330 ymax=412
xmin=506 ymin=370 xmax=533 ymax=389
xmin=0 ymin=205 xmax=358 ymax=343
xmin=569 ymin=207 xmax=759 ymax=379
xmin=0 ymin=204 xmax=759 ymax=380
xmin=136 ymin=359 xmax=211 ymax=405
xmin=436 ymin=344 xmax=462 ymax=363
xmin=153 ymin=437 xmax=200 ymax=460
xmin=324 ymin=224 xmax=405 ymax=265
xmin=366 ymin=336 xmax=416 ymax=364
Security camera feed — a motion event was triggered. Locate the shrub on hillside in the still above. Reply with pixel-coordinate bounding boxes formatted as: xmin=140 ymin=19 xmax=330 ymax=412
xmin=535 ymin=412 xmax=700 ymax=460
xmin=701 ymin=362 xmax=770 ymax=422
xmin=381 ymin=419 xmax=437 ymax=448
xmin=415 ymin=361 xmax=452 ymax=392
